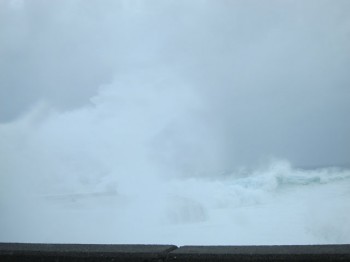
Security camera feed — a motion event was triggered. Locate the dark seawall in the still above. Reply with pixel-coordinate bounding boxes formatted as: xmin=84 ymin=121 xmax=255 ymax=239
xmin=1 ymin=243 xmax=350 ymax=261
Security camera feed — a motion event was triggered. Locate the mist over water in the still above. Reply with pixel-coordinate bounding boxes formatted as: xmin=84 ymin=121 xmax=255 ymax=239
xmin=1 ymin=0 xmax=350 ymax=245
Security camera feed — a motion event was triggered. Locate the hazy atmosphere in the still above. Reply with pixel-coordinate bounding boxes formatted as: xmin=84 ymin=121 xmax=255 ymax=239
xmin=1 ymin=0 xmax=350 ymax=245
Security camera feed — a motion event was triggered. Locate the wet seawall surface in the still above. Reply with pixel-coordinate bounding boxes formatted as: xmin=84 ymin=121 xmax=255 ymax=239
xmin=1 ymin=243 xmax=350 ymax=261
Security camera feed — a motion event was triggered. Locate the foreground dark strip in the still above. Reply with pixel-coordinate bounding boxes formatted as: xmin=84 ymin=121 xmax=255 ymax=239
xmin=0 ymin=243 xmax=177 ymax=262
xmin=168 ymin=245 xmax=350 ymax=261
xmin=1 ymin=243 xmax=349 ymax=261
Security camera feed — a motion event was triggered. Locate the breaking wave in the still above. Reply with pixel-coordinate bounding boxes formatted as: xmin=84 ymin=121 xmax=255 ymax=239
xmin=1 ymin=73 xmax=350 ymax=245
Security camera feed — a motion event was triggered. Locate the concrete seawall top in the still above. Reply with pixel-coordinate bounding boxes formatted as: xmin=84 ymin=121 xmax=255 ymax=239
xmin=168 ymin=245 xmax=350 ymax=261
xmin=1 ymin=243 xmax=350 ymax=261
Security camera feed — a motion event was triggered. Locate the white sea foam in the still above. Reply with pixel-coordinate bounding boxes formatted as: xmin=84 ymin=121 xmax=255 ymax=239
xmin=1 ymin=0 xmax=350 ymax=246
xmin=1 ymin=72 xmax=350 ymax=245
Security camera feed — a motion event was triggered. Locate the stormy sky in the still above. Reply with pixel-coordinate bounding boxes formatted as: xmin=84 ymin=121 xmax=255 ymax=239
xmin=1 ymin=0 xmax=350 ymax=169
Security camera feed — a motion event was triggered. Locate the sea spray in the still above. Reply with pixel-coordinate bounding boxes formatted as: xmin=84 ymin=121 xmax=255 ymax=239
xmin=1 ymin=84 xmax=350 ymax=244
xmin=1 ymin=0 xmax=350 ymax=245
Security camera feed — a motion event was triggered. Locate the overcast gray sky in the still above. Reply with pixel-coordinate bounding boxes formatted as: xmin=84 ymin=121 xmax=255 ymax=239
xmin=1 ymin=0 xmax=350 ymax=169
